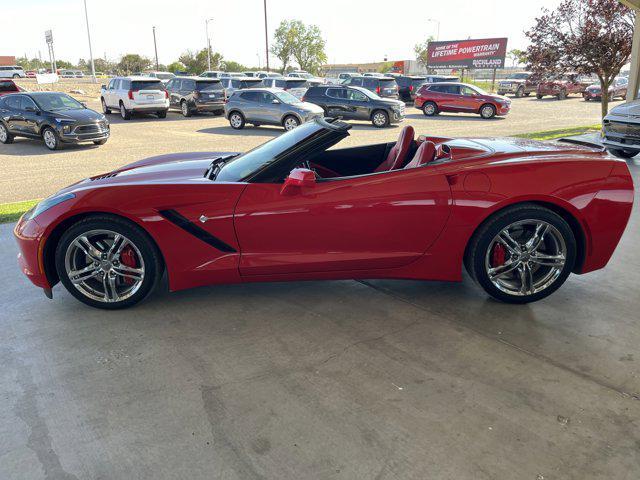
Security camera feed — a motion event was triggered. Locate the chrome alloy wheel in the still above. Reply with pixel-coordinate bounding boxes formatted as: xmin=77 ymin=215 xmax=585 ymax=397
xmin=64 ymin=229 xmax=145 ymax=303
xmin=230 ymin=113 xmax=243 ymax=128
xmin=423 ymin=103 xmax=436 ymax=115
xmin=481 ymin=105 xmax=495 ymax=118
xmin=43 ymin=129 xmax=56 ymax=149
xmin=283 ymin=116 xmax=299 ymax=131
xmin=181 ymin=101 xmax=189 ymax=116
xmin=0 ymin=124 xmax=7 ymax=142
xmin=484 ymin=220 xmax=567 ymax=296
xmin=372 ymin=111 xmax=387 ymax=126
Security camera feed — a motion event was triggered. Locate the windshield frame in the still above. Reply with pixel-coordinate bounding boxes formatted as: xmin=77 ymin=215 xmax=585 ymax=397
xmin=32 ymin=92 xmax=85 ymax=111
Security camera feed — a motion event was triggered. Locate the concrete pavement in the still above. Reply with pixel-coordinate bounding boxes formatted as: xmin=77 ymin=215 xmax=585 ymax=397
xmin=0 ymin=161 xmax=638 ymax=479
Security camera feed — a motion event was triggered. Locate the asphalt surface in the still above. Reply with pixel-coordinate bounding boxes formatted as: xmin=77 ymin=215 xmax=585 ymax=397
xmin=0 ymin=94 xmax=606 ymax=203
xmin=0 ymin=138 xmax=638 ymax=478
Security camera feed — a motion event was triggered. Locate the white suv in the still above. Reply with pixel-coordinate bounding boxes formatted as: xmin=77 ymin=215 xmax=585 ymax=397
xmin=0 ymin=66 xmax=26 ymax=79
xmin=100 ymin=76 xmax=169 ymax=120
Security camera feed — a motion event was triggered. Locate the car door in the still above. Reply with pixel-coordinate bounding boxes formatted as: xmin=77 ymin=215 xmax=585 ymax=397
xmin=234 ymin=167 xmax=451 ymax=276
xmin=345 ymin=88 xmax=370 ymax=120
xmin=438 ymin=85 xmax=461 ymax=112
xmin=2 ymin=95 xmax=25 ymax=133
xmin=258 ymin=91 xmax=281 ymax=124
xmin=459 ymin=85 xmax=484 ymax=112
xmin=324 ymin=88 xmax=353 ymax=118
xmin=19 ymin=95 xmax=40 ymax=136
xmin=107 ymin=79 xmax=120 ymax=107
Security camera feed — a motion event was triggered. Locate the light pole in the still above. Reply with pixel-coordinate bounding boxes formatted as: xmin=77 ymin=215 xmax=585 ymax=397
xmin=263 ymin=0 xmax=270 ymax=71
xmin=152 ymin=26 xmax=159 ymax=70
xmin=83 ymin=0 xmax=96 ymax=82
xmin=205 ymin=18 xmax=214 ymax=71
xmin=426 ymin=18 xmax=440 ymax=41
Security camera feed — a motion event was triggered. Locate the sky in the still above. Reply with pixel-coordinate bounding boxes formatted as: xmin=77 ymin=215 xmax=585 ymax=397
xmin=3 ymin=0 xmax=564 ymax=68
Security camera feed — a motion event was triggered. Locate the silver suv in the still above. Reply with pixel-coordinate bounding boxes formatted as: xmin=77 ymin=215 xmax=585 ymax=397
xmin=224 ymin=88 xmax=324 ymax=131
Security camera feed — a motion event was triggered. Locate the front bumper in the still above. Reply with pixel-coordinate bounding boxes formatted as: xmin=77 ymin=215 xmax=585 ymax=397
xmin=497 ymin=83 xmax=522 ymax=94
xmin=59 ymin=122 xmax=110 ymax=143
xmin=602 ymin=120 xmax=640 ymax=151
xmin=583 ymin=91 xmax=603 ymax=100
xmin=14 ymin=214 xmax=50 ymax=290
xmin=497 ymin=104 xmax=511 ymax=116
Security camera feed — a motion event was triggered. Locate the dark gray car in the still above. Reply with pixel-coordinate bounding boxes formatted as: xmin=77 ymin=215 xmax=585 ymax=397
xmin=224 ymin=88 xmax=324 ymax=131
xmin=166 ymin=77 xmax=225 ymax=116
xmin=303 ymin=85 xmax=405 ymax=128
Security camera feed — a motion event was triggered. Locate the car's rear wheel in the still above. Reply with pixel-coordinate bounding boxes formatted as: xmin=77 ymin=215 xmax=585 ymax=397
xmin=422 ymin=102 xmax=438 ymax=116
xmin=524 ymin=91 xmax=531 ymax=96
xmin=371 ymin=110 xmax=390 ymax=128
xmin=283 ymin=115 xmax=300 ymax=131
xmin=120 ymin=102 xmax=131 ymax=120
xmin=608 ymin=148 xmax=639 ymax=159
xmin=101 ymin=98 xmax=111 ymax=114
xmin=557 ymin=89 xmax=567 ymax=100
xmin=480 ymin=104 xmax=496 ymax=119
xmin=157 ymin=110 xmax=167 ymax=118
xmin=42 ymin=127 xmax=60 ymax=150
xmin=229 ymin=111 xmax=245 ymax=129
xmin=13 ymin=74 xmax=19 ymax=79
xmin=55 ymin=216 xmax=162 ymax=309
xmin=181 ymin=100 xmax=192 ymax=117
xmin=0 ymin=122 xmax=14 ymax=144
xmin=536 ymin=93 xmax=543 ymax=99
xmin=466 ymin=204 xmax=576 ymax=304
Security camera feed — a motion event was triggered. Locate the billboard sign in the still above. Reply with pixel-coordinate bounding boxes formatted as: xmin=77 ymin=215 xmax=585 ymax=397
xmin=45 ymin=30 xmax=53 ymax=43
xmin=427 ymin=38 xmax=508 ymax=69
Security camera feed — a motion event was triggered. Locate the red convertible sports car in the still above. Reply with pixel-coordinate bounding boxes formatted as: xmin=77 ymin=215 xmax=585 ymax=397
xmin=14 ymin=118 xmax=634 ymax=309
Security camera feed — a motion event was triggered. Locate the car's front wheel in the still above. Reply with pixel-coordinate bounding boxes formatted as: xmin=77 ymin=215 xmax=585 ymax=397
xmin=480 ymin=104 xmax=496 ymax=119
xmin=156 ymin=110 xmax=167 ymax=118
xmin=515 ymin=86 xmax=524 ymax=98
xmin=55 ymin=215 xmax=162 ymax=309
xmin=101 ymin=98 xmax=111 ymax=114
xmin=181 ymin=100 xmax=192 ymax=117
xmin=283 ymin=115 xmax=300 ymax=131
xmin=608 ymin=148 xmax=639 ymax=159
xmin=42 ymin=127 xmax=60 ymax=150
xmin=120 ymin=102 xmax=131 ymax=120
xmin=422 ymin=102 xmax=438 ymax=116
xmin=371 ymin=110 xmax=390 ymax=128
xmin=0 ymin=122 xmax=14 ymax=144
xmin=93 ymin=139 xmax=108 ymax=145
xmin=466 ymin=204 xmax=576 ymax=304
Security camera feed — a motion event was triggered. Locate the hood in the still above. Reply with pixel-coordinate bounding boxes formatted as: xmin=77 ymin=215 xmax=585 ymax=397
xmin=65 ymin=152 xmax=239 ymax=192
xmin=48 ymin=108 xmax=105 ymax=122
xmin=502 ymin=78 xmax=526 ymax=83
xmin=484 ymin=93 xmax=510 ymax=103
xmin=607 ymin=100 xmax=640 ymax=118
xmin=377 ymin=98 xmax=405 ymax=108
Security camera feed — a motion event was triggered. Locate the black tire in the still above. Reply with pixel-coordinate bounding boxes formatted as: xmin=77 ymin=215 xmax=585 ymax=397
xmin=93 ymin=139 xmax=108 ymax=145
xmin=524 ymin=91 xmax=531 ymax=97
xmin=180 ymin=100 xmax=192 ymax=117
xmin=101 ymin=98 xmax=111 ymax=114
xmin=0 ymin=122 xmax=14 ymax=144
xmin=13 ymin=74 xmax=19 ymax=79
xmin=515 ymin=86 xmax=524 ymax=98
xmin=536 ymin=93 xmax=543 ymax=100
xmin=42 ymin=127 xmax=60 ymax=150
xmin=156 ymin=110 xmax=167 ymax=118
xmin=479 ymin=104 xmax=496 ymax=119
xmin=282 ymin=115 xmax=300 ymax=131
xmin=371 ymin=110 xmax=390 ymax=128
xmin=557 ymin=89 xmax=567 ymax=100
xmin=229 ymin=111 xmax=245 ymax=129
xmin=465 ymin=204 xmax=577 ymax=304
xmin=55 ymin=215 xmax=163 ymax=309
xmin=119 ymin=102 xmax=131 ymax=120
xmin=422 ymin=101 xmax=438 ymax=116
xmin=607 ymin=148 xmax=639 ymax=159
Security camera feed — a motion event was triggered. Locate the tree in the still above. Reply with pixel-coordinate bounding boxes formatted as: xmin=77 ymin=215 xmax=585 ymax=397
xmin=167 ymin=61 xmax=185 ymax=73
xmin=271 ymin=20 xmax=327 ymax=74
xmin=525 ymin=0 xmax=635 ymax=118
xmin=507 ymin=49 xmax=527 ymax=67
xmin=178 ymin=48 xmax=222 ymax=74
xmin=94 ymin=58 xmax=116 ymax=74
xmin=414 ymin=36 xmax=434 ymax=69
xmin=222 ymin=60 xmax=246 ymax=72
xmin=118 ymin=54 xmax=152 ymax=74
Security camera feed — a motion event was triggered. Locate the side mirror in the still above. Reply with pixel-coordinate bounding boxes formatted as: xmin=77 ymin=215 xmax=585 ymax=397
xmin=24 ymin=106 xmax=38 ymax=113
xmin=272 ymin=99 xmax=280 ymax=104
xmin=281 ymin=168 xmax=316 ymax=195
xmin=101 ymin=84 xmax=106 ymax=90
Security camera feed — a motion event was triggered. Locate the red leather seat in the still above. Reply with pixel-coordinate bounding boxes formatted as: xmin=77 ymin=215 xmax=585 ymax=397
xmin=374 ymin=125 xmax=415 ymax=172
xmin=404 ymin=141 xmax=436 ymax=169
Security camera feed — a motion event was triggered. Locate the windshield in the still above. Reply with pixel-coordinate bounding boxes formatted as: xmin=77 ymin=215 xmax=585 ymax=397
xmin=33 ymin=93 xmax=84 ymax=111
xmin=216 ymin=121 xmax=324 ymax=182
xmin=273 ymin=90 xmax=301 ymax=104
xmin=284 ymin=79 xmax=307 ymax=88
xmin=155 ymin=72 xmax=175 ymax=80
xmin=196 ymin=80 xmax=223 ymax=91
xmin=511 ymin=73 xmax=530 ymax=79
xmin=469 ymin=85 xmax=488 ymax=95
xmin=131 ymin=80 xmax=165 ymax=91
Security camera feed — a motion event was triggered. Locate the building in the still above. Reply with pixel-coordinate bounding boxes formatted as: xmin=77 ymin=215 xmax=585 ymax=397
xmin=0 ymin=56 xmax=17 ymax=66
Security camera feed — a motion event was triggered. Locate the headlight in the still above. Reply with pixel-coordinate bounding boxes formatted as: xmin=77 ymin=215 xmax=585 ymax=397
xmin=26 ymin=193 xmax=75 ymax=220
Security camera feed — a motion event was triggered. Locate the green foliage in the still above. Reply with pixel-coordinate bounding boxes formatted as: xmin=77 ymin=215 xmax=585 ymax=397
xmin=117 ymin=54 xmax=152 ymax=74
xmin=178 ymin=48 xmax=223 ymax=74
xmin=272 ymin=20 xmax=327 ymax=74
xmin=514 ymin=124 xmax=601 ymax=141
xmin=167 ymin=61 xmax=185 ymax=73
xmin=56 ymin=60 xmax=75 ymax=70
xmin=414 ymin=36 xmax=434 ymax=69
xmin=507 ymin=49 xmax=527 ymax=67
xmin=0 ymin=200 xmax=39 ymax=224
xmin=222 ymin=60 xmax=246 ymax=72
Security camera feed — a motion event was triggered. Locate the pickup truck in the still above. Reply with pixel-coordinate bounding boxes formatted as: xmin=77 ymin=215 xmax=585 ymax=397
xmin=497 ymin=72 xmax=539 ymax=97
xmin=536 ymin=74 xmax=589 ymax=100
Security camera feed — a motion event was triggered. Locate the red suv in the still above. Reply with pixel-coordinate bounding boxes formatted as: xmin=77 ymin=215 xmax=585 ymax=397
xmin=0 ymin=79 xmax=21 ymax=97
xmin=414 ymin=82 xmax=511 ymax=119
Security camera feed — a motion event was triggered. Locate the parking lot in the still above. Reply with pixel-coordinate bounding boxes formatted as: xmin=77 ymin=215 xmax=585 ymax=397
xmin=0 ymin=94 xmax=604 ymax=203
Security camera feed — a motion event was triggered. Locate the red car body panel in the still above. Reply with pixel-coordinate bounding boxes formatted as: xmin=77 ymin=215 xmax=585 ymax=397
xmin=414 ymin=84 xmax=510 ymax=116
xmin=537 ymin=77 xmax=587 ymax=97
xmin=14 ymin=135 xmax=634 ymax=297
xmin=0 ymin=79 xmax=20 ymax=96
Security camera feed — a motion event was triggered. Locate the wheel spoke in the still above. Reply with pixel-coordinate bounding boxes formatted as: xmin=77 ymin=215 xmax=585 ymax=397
xmin=108 ymin=234 xmax=127 ymax=258
xmin=526 ymin=223 xmax=548 ymax=252
xmin=75 ymin=236 xmax=103 ymax=260
xmin=498 ymin=231 xmax=521 ymax=255
xmin=103 ymin=274 xmax=119 ymax=302
xmin=112 ymin=264 xmax=144 ymax=281
xmin=518 ymin=263 xmax=534 ymax=294
xmin=488 ymin=260 xmax=520 ymax=280
xmin=69 ymin=264 xmax=100 ymax=284
xmin=531 ymin=253 xmax=565 ymax=267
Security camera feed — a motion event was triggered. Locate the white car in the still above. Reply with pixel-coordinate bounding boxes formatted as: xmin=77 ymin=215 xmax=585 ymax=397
xmin=0 ymin=66 xmax=26 ymax=79
xmin=287 ymin=71 xmax=325 ymax=86
xmin=147 ymin=71 xmax=175 ymax=84
xmin=100 ymin=76 xmax=169 ymax=120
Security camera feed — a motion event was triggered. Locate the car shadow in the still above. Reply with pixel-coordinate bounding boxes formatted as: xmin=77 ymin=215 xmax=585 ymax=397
xmin=403 ymin=113 xmax=506 ymax=122
xmin=104 ymin=111 xmax=223 ymax=124
xmin=197 ymin=125 xmax=283 ymax=137
xmin=0 ymin=138 xmax=105 ymax=156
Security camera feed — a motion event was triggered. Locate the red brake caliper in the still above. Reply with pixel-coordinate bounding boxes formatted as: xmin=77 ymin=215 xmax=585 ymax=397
xmin=119 ymin=246 xmax=137 ymax=285
xmin=491 ymin=243 xmax=506 ymax=267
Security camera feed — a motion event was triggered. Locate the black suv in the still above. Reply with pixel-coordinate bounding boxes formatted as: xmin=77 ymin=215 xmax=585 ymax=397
xmin=303 ymin=85 xmax=405 ymax=128
xmin=0 ymin=92 xmax=109 ymax=150
xmin=394 ymin=75 xmax=458 ymax=102
xmin=166 ymin=76 xmax=225 ymax=116
xmin=342 ymin=76 xmax=399 ymax=99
